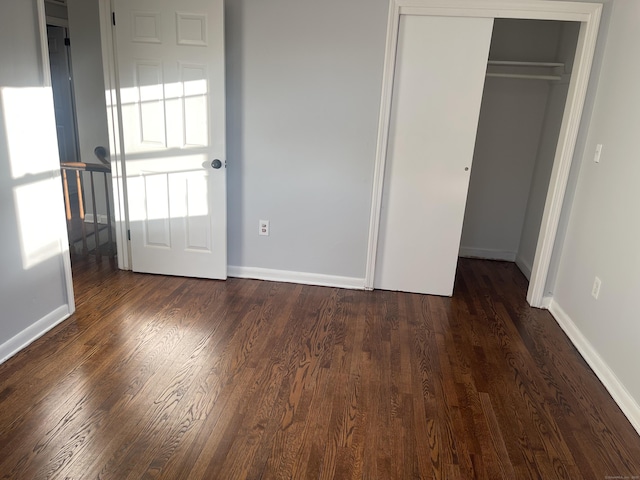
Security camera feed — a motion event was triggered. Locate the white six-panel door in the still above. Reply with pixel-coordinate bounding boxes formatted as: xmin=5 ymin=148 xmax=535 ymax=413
xmin=374 ymin=15 xmax=493 ymax=296
xmin=114 ymin=0 xmax=226 ymax=279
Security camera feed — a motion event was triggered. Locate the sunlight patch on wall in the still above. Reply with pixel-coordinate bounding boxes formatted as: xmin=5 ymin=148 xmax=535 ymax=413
xmin=14 ymin=178 xmax=65 ymax=269
xmin=1 ymin=87 xmax=59 ymax=180
xmin=118 ymin=79 xmax=209 ymax=153
xmin=1 ymin=86 xmax=67 ymax=270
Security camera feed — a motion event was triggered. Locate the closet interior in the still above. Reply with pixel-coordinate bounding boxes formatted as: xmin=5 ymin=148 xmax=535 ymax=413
xmin=459 ymin=18 xmax=580 ymax=281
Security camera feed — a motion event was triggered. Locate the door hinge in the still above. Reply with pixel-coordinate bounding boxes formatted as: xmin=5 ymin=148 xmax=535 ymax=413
xmin=112 ymin=12 xmax=116 ymax=26
xmin=127 ymin=229 xmax=131 ymax=241
xmin=64 ymin=37 xmax=71 ymax=46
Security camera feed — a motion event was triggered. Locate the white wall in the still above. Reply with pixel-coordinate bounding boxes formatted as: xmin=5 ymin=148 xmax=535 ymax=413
xmin=552 ymin=0 xmax=640 ymax=418
xmin=225 ymin=0 xmax=388 ymax=279
xmin=0 ymin=0 xmax=72 ymax=361
xmin=67 ymin=0 xmax=111 ymax=221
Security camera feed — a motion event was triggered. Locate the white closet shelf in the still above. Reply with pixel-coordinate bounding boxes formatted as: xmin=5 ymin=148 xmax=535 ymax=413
xmin=487 ymin=60 xmax=565 ymax=68
xmin=486 ymin=60 xmax=567 ymax=81
xmin=486 ymin=72 xmax=563 ymax=81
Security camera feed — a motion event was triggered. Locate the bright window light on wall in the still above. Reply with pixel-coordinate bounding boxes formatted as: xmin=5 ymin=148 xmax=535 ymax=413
xmin=1 ymin=86 xmax=67 ymax=270
xmin=2 ymin=87 xmax=59 ymax=180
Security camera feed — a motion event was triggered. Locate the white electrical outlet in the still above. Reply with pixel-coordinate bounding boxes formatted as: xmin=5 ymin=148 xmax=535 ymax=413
xmin=594 ymin=143 xmax=603 ymax=163
xmin=259 ymin=219 xmax=269 ymax=236
xmin=591 ymin=276 xmax=601 ymax=299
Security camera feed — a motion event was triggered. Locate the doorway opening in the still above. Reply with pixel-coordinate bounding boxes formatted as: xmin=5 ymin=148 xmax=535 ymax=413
xmin=44 ymin=0 xmax=116 ymax=269
xmin=459 ymin=19 xmax=581 ymax=288
xmin=366 ymin=1 xmax=601 ymax=308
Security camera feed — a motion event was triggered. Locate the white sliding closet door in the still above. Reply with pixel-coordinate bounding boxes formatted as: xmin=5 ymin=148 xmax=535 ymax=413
xmin=374 ymin=15 xmax=493 ymax=296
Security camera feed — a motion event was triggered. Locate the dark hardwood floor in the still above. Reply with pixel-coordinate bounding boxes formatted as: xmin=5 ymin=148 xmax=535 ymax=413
xmin=1 ymin=256 xmax=639 ymax=479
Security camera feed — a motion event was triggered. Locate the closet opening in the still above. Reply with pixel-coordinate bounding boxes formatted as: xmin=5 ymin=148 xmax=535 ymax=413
xmin=368 ymin=2 xmax=601 ymax=306
xmin=458 ymin=18 xmax=581 ymax=287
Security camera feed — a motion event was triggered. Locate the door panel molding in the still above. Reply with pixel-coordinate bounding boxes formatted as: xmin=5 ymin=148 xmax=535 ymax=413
xmin=110 ymin=0 xmax=226 ymax=280
xmin=364 ymin=0 xmax=602 ymax=308
xmin=97 ymin=0 xmax=226 ymax=277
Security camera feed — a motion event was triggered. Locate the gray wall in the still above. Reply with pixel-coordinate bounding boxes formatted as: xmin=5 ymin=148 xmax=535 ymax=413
xmin=44 ymin=1 xmax=68 ymax=20
xmin=0 ymin=1 xmax=71 ymax=358
xmin=517 ymin=23 xmax=579 ymax=277
xmin=460 ymin=77 xmax=549 ymax=260
xmin=225 ymin=0 xmax=388 ymax=278
xmin=516 ymin=81 xmax=568 ymax=276
xmin=553 ymin=0 xmax=640 ymax=405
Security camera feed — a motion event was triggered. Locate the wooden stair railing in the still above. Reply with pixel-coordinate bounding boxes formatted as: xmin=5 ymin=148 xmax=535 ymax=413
xmin=60 ymin=146 xmax=114 ymax=259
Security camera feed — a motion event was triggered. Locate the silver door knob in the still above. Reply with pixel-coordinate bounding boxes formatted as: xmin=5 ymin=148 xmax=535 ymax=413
xmin=211 ymin=159 xmax=222 ymax=169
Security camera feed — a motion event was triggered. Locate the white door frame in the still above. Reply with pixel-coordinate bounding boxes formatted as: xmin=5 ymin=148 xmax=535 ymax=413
xmin=98 ymin=0 xmax=132 ymax=270
xmin=364 ymin=0 xmax=602 ymax=308
xmin=36 ymin=0 xmax=75 ymax=311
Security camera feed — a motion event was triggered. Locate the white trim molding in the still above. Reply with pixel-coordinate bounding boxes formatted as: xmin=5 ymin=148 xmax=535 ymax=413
xmin=398 ymin=1 xmax=594 ymax=21
xmin=364 ymin=0 xmax=602 ymax=309
xmin=37 ymin=0 xmax=52 ymax=87
xmin=364 ymin=0 xmax=401 ymax=293
xmin=527 ymin=4 xmax=601 ymax=307
xmin=99 ymin=0 xmax=131 ymax=270
xmin=0 ymin=306 xmax=72 ymax=364
xmin=228 ymin=266 xmax=365 ymax=290
xmin=549 ymin=300 xmax=640 ymax=436
xmin=37 ymin=0 xmax=75 ymax=312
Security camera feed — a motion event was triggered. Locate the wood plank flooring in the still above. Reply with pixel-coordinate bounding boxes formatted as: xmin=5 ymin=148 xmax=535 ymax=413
xmin=0 ymin=256 xmax=639 ymax=479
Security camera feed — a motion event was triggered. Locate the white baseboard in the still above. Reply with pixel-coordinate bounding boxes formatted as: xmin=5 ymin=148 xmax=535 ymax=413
xmin=0 ymin=305 xmax=72 ymax=364
xmin=515 ymin=255 xmax=533 ymax=280
xmin=84 ymin=213 xmax=111 ymax=225
xmin=549 ymin=300 xmax=640 ymax=436
xmin=228 ymin=266 xmax=365 ymax=290
xmin=459 ymin=247 xmax=516 ymax=262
